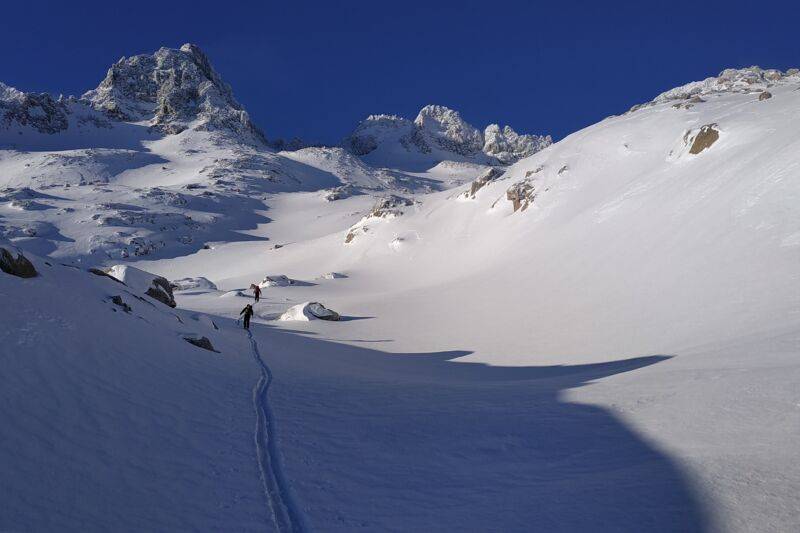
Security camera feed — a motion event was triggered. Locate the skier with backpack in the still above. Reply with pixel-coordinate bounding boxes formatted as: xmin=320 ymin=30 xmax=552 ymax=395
xmin=239 ymin=304 xmax=254 ymax=330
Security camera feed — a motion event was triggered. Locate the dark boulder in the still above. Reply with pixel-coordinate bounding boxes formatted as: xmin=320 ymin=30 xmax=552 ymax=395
xmin=109 ymin=295 xmax=132 ymax=313
xmin=0 ymin=246 xmax=38 ymax=278
xmin=184 ymin=336 xmax=219 ymax=352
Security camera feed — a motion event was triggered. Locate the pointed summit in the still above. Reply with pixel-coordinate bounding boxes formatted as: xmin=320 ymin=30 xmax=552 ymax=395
xmin=83 ymin=43 xmax=265 ymax=142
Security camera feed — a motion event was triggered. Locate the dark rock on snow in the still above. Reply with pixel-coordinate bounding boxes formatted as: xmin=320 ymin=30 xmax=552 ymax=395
xmin=184 ymin=336 xmax=218 ymax=352
xmin=0 ymin=245 xmax=38 ymax=278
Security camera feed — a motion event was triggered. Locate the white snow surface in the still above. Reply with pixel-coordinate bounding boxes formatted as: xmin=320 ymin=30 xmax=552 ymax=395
xmin=1 ymin=52 xmax=800 ymax=532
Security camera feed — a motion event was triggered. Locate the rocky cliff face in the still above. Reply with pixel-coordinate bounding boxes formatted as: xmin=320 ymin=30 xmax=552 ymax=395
xmin=343 ymin=104 xmax=551 ymax=166
xmin=413 ymin=105 xmax=485 ymax=156
xmin=483 ymin=124 xmax=552 ymax=164
xmin=0 ymin=82 xmax=70 ymax=134
xmin=83 ymin=43 xmax=265 ymax=141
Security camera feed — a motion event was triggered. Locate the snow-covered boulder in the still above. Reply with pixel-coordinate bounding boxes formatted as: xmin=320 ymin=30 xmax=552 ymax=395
xmin=107 ymin=265 xmax=176 ymax=307
xmin=279 ymin=302 xmax=340 ymax=322
xmin=344 ymin=195 xmax=416 ymax=244
xmin=171 ymin=277 xmax=218 ymax=291
xmin=220 ymin=290 xmax=245 ymax=298
xmin=319 ymin=272 xmax=346 ymax=280
xmin=259 ymin=274 xmax=294 ymax=288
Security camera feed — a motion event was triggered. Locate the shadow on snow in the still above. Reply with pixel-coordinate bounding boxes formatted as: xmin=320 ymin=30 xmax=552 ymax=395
xmin=248 ymin=322 xmax=711 ymax=532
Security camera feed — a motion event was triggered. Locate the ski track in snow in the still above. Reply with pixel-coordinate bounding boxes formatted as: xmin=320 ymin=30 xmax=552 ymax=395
xmin=248 ymin=330 xmax=305 ymax=533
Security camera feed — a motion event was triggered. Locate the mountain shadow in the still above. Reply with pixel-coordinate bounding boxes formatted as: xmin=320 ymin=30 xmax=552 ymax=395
xmin=251 ymin=323 xmax=711 ymax=532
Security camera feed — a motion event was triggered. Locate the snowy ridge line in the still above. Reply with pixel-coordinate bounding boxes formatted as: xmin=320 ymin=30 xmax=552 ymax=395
xmin=248 ymin=331 xmax=305 ymax=532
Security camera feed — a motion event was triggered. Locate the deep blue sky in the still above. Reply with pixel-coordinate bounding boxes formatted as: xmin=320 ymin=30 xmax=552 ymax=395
xmin=2 ymin=1 xmax=798 ymax=143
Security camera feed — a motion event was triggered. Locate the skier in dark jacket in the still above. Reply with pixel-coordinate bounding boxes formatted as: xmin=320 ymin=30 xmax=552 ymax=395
xmin=240 ymin=304 xmax=254 ymax=330
xmin=253 ymin=285 xmax=261 ymax=302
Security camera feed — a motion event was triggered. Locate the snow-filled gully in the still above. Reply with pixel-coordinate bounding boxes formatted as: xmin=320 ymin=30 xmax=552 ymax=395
xmin=248 ymin=331 xmax=305 ymax=532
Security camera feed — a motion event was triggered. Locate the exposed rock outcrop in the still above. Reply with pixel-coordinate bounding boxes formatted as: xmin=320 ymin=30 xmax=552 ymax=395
xmin=88 ymin=267 xmax=125 ymax=283
xmin=0 ymin=244 xmax=38 ymax=278
xmin=344 ymin=195 xmax=415 ymax=244
xmin=170 ymin=277 xmax=217 ymax=291
xmin=183 ymin=335 xmax=218 ymax=352
xmin=461 ymin=167 xmax=505 ymax=199
xmin=109 ymin=295 xmax=132 ymax=313
xmin=259 ymin=274 xmax=294 ymax=288
xmin=688 ymin=124 xmax=720 ymax=155
xmin=506 ymin=180 xmax=536 ymax=212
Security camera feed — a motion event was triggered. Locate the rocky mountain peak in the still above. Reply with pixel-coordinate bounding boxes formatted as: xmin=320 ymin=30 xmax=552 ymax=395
xmin=343 ymin=114 xmax=416 ymax=156
xmin=0 ymin=81 xmax=70 ymax=134
xmin=413 ymin=105 xmax=484 ymax=156
xmin=343 ymin=104 xmax=551 ymax=166
xmin=83 ymin=43 xmax=265 ymax=141
xmin=483 ymin=124 xmax=553 ymax=164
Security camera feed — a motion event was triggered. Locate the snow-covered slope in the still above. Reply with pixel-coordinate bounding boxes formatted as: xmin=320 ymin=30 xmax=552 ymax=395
xmin=2 ymin=59 xmax=800 ymax=532
xmin=0 ymin=239 xmax=273 ymax=530
xmin=137 ymin=66 xmax=800 ymax=531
